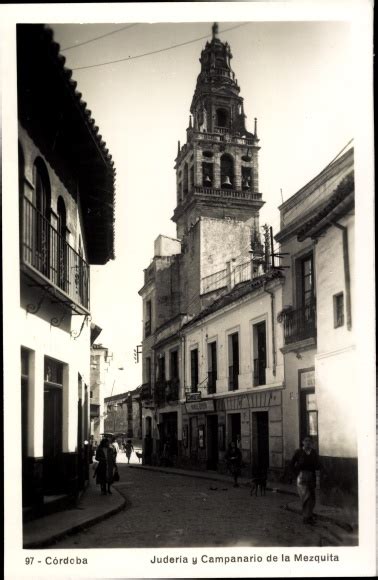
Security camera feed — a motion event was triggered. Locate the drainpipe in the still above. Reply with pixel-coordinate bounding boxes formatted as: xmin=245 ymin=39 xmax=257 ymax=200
xmin=332 ymin=222 xmax=352 ymax=330
xmin=263 ymin=282 xmax=276 ymax=377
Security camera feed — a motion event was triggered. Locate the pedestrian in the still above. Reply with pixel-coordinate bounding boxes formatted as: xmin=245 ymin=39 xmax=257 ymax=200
xmin=111 ymin=436 xmax=120 ymax=460
xmin=225 ymin=440 xmax=242 ymax=487
xmin=124 ymin=439 xmax=134 ymax=464
xmin=290 ymin=436 xmax=321 ymax=525
xmin=95 ymin=437 xmax=116 ymax=495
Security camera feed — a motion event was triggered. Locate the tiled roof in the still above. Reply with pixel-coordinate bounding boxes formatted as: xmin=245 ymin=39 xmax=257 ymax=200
xmin=17 ymin=24 xmax=116 ymax=264
xmin=297 ymin=172 xmax=354 ymax=241
xmin=183 ymin=269 xmax=284 ymax=329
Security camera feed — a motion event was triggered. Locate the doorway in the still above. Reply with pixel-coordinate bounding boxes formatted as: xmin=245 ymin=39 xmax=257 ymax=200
xmin=300 ymin=388 xmax=318 ymax=451
xmin=43 ymin=357 xmax=64 ymax=493
xmin=251 ymin=411 xmax=269 ymax=476
xmin=228 ymin=412 xmax=241 ymax=445
xmin=207 ymin=415 xmax=218 ymax=470
xmin=43 ymin=387 xmax=63 ymax=492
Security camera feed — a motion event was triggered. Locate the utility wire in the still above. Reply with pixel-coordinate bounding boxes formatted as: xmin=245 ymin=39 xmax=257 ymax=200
xmin=321 ymin=138 xmax=354 ymax=172
xmin=60 ymin=23 xmax=139 ymax=52
xmin=71 ymin=22 xmax=248 ymax=71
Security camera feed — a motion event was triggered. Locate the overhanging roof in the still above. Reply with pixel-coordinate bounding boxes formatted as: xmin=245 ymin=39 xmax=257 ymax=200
xmin=17 ymin=24 xmax=115 ymax=264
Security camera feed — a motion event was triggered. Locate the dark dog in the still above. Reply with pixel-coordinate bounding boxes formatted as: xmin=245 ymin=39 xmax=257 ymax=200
xmin=135 ymin=451 xmax=143 ymax=463
xmin=250 ymin=474 xmax=267 ymax=496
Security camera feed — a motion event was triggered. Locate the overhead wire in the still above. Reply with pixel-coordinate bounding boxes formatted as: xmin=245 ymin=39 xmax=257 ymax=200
xmin=70 ymin=22 xmax=249 ymax=71
xmin=60 ymin=23 xmax=139 ymax=52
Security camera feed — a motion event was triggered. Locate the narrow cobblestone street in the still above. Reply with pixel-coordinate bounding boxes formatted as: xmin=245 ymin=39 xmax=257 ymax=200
xmin=53 ymin=463 xmax=356 ymax=549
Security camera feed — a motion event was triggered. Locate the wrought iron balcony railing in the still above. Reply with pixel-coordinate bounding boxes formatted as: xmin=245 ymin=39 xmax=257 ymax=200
xmin=140 ymin=383 xmax=152 ymax=401
xmin=154 ymin=379 xmax=180 ymax=405
xmin=21 ymin=197 xmax=89 ymax=311
xmin=207 ymin=371 xmax=217 ymax=394
xmin=166 ymin=379 xmax=179 ymax=402
xmin=282 ymin=300 xmax=317 ymax=344
xmin=253 ymin=358 xmax=266 ymax=387
xmin=228 ymin=365 xmax=239 ymax=391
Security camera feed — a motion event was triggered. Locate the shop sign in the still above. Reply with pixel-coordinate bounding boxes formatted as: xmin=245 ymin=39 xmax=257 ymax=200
xmin=186 ymin=392 xmax=201 ymax=403
xmin=185 ymin=400 xmax=215 ymax=413
xmin=300 ymin=370 xmax=315 ymax=389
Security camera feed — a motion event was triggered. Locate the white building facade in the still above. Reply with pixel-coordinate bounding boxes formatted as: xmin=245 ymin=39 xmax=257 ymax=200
xmin=17 ymin=25 xmax=115 ymax=517
xmin=276 ymin=147 xmax=356 ymax=506
xmin=180 ymin=272 xmax=284 ymax=477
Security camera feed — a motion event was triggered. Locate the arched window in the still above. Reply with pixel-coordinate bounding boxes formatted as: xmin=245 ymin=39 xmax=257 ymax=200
xmin=242 ymin=166 xmax=253 ymax=190
xmin=216 ymin=108 xmax=229 ymax=128
xmin=220 ymin=154 xmax=234 ymax=189
xmin=57 ymin=196 xmax=67 ymax=291
xmin=34 ymin=158 xmax=51 ymax=218
xmin=202 ymin=162 xmax=213 ymax=187
xmin=33 ymin=158 xmax=51 ymax=276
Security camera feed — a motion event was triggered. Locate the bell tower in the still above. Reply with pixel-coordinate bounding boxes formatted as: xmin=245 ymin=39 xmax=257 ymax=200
xmin=172 ymin=23 xmax=264 ymax=240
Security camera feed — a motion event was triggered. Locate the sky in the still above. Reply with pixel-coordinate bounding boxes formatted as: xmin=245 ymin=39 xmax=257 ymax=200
xmin=48 ymin=18 xmax=356 ymax=396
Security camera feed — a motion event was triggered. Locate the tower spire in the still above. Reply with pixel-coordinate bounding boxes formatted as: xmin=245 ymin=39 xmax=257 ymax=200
xmin=212 ymin=22 xmax=219 ymax=39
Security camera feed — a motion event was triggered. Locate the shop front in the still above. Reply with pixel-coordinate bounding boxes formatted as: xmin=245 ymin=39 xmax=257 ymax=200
xmin=180 ymin=389 xmax=284 ymax=479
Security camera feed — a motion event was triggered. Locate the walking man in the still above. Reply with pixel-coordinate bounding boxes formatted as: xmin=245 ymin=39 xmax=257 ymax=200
xmin=291 ymin=436 xmax=321 ymax=524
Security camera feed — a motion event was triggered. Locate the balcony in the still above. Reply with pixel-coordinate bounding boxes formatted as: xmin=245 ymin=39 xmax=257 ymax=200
xmin=207 ymin=371 xmax=217 ymax=394
xmin=228 ymin=365 xmax=239 ymax=391
xmin=253 ymin=358 xmax=266 ymax=387
xmin=155 ymin=380 xmax=180 ymax=405
xmin=21 ymin=197 xmax=89 ymax=313
xmin=282 ymin=300 xmax=317 ymax=344
xmin=194 ymin=185 xmax=262 ymax=202
xmin=140 ymin=383 xmax=152 ymax=401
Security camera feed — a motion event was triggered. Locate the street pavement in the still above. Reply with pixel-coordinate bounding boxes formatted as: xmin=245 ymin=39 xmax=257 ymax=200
xmin=53 ymin=461 xmax=357 ymax=549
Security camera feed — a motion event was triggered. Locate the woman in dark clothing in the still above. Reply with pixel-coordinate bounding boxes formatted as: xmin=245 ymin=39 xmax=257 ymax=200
xmin=290 ymin=436 xmax=321 ymax=524
xmin=95 ymin=437 xmax=116 ymax=495
xmin=225 ymin=441 xmax=243 ymax=487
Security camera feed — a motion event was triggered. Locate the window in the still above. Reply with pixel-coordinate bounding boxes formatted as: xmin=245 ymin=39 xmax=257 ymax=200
xmin=207 ymin=341 xmax=217 ymax=394
xmin=145 ymin=356 xmax=151 ymax=385
xmin=228 ymin=332 xmax=239 ymax=390
xmin=170 ymin=350 xmax=179 ymax=381
xmin=253 ymin=321 xmax=266 ymax=387
xmin=33 ymin=158 xmax=51 ymax=276
xmin=183 ymin=163 xmax=189 ymax=195
xmin=145 ymin=300 xmax=152 ymax=337
xmin=300 ymin=254 xmax=315 ymax=306
xmin=283 ymin=252 xmax=317 ymax=343
xmin=220 ymin=154 xmax=234 ymax=189
xmin=190 ymin=348 xmax=199 ymax=392
xmin=216 ymin=108 xmax=229 ymax=128
xmin=56 ymin=196 xmax=68 ymax=291
xmin=333 ymin=292 xmax=345 ymax=328
xmin=157 ymin=355 xmax=165 ymax=383
xmin=242 ymin=166 xmax=252 ymax=190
